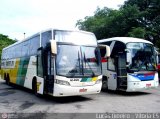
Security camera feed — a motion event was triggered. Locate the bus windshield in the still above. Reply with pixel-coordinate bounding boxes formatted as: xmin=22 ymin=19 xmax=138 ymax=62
xmin=56 ymin=45 xmax=101 ymax=77
xmin=55 ymin=30 xmax=97 ymax=46
xmin=126 ymin=43 xmax=156 ymax=72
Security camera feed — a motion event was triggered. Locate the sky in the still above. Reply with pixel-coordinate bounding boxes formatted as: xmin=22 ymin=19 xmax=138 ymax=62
xmin=0 ymin=0 xmax=126 ymax=40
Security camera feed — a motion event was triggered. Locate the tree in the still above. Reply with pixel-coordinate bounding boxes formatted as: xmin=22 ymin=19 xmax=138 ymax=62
xmin=76 ymin=7 xmax=116 ymax=39
xmin=128 ymin=27 xmax=146 ymax=38
xmin=123 ymin=0 xmax=160 ymax=44
xmin=76 ymin=0 xmax=160 ymax=49
xmin=76 ymin=5 xmax=140 ymax=40
xmin=0 ymin=34 xmax=16 ymax=60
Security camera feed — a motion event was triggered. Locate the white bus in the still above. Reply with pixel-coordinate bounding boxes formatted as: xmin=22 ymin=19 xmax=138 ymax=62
xmin=98 ymin=37 xmax=159 ymax=92
xmin=1 ymin=29 xmax=103 ymax=97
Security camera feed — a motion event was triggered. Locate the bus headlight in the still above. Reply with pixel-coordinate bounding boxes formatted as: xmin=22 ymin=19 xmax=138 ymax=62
xmin=55 ymin=79 xmax=70 ymax=86
xmin=95 ymin=79 xmax=102 ymax=84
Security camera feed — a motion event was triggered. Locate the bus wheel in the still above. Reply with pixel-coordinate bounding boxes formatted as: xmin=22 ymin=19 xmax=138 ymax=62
xmin=32 ymin=78 xmax=40 ymax=97
xmin=6 ymin=74 xmax=10 ymax=86
xmin=32 ymin=79 xmax=38 ymax=95
xmin=102 ymin=77 xmax=108 ymax=91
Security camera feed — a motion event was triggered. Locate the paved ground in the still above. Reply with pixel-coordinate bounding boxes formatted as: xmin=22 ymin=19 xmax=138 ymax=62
xmin=0 ymin=79 xmax=160 ymax=114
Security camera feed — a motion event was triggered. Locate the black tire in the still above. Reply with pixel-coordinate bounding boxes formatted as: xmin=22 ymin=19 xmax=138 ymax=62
xmin=32 ymin=78 xmax=41 ymax=97
xmin=101 ymin=77 xmax=108 ymax=92
xmin=33 ymin=79 xmax=38 ymax=95
xmin=6 ymin=74 xmax=10 ymax=85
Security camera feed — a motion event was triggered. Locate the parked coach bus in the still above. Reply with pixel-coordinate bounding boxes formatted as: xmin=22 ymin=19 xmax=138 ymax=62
xmin=98 ymin=37 xmax=159 ymax=92
xmin=1 ymin=29 xmax=104 ymax=97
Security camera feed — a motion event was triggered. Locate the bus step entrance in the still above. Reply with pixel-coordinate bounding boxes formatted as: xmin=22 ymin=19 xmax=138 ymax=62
xmin=118 ymin=76 xmax=127 ymax=90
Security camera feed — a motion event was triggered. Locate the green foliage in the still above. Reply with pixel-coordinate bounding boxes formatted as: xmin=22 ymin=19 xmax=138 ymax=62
xmin=155 ymin=39 xmax=160 ymax=52
xmin=0 ymin=34 xmax=16 ymax=60
xmin=123 ymin=0 xmax=160 ymax=44
xmin=76 ymin=5 xmax=141 ymax=40
xmin=128 ymin=27 xmax=146 ymax=38
xmin=76 ymin=0 xmax=160 ymax=49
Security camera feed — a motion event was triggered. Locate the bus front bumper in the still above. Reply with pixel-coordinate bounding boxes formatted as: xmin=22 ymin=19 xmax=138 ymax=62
xmin=126 ymin=80 xmax=159 ymax=92
xmin=53 ymin=83 xmax=102 ymax=97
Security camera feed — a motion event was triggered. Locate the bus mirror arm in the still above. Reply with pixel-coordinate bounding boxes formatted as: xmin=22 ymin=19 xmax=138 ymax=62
xmin=125 ymin=49 xmax=130 ymax=53
xmin=50 ymin=40 xmax=57 ymax=55
xmin=126 ymin=62 xmax=130 ymax=67
xmin=98 ymin=45 xmax=110 ymax=58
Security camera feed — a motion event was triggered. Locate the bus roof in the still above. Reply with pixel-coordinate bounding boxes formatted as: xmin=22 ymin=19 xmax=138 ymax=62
xmin=98 ymin=37 xmax=153 ymax=45
xmin=3 ymin=28 xmax=94 ymax=51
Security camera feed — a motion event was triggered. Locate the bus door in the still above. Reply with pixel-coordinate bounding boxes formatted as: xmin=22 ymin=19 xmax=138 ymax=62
xmin=44 ymin=49 xmax=55 ymax=94
xmin=116 ymin=52 xmax=127 ymax=90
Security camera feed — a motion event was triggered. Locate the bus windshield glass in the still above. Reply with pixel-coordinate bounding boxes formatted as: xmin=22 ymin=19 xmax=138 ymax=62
xmin=126 ymin=43 xmax=156 ymax=72
xmin=56 ymin=45 xmax=101 ymax=77
xmin=55 ymin=30 xmax=97 ymax=46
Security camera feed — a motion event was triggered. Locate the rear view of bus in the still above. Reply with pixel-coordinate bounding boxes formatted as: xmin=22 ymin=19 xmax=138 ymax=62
xmin=98 ymin=37 xmax=159 ymax=92
xmin=1 ymin=29 xmax=102 ymax=97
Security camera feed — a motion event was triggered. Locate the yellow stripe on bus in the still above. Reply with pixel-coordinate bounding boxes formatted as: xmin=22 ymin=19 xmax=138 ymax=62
xmin=92 ymin=77 xmax=98 ymax=81
xmin=10 ymin=59 xmax=20 ymax=84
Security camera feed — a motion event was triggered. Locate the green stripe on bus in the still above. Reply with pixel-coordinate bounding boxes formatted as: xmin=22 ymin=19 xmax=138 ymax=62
xmin=16 ymin=57 xmax=30 ymax=86
xmin=81 ymin=78 xmax=92 ymax=82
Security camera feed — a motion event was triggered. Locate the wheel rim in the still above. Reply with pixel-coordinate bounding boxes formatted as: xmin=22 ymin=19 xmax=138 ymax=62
xmin=102 ymin=80 xmax=108 ymax=90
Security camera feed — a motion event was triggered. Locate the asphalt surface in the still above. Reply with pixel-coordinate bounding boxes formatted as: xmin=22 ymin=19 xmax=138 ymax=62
xmin=0 ymin=79 xmax=160 ymax=115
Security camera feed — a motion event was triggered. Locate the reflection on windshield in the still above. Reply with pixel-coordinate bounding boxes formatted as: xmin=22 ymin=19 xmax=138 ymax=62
xmin=56 ymin=45 xmax=101 ymax=77
xmin=127 ymin=43 xmax=156 ymax=72
xmin=55 ymin=31 xmax=97 ymax=46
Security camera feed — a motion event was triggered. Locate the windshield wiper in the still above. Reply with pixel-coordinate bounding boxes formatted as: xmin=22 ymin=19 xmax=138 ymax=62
xmin=137 ymin=53 xmax=155 ymax=71
xmin=67 ymin=51 xmax=81 ymax=77
xmin=83 ymin=52 xmax=96 ymax=77
xmin=80 ymin=46 xmax=84 ymax=75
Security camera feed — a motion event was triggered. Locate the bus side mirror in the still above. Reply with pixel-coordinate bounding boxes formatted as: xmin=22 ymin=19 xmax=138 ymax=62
xmin=156 ymin=54 xmax=160 ymax=71
xmin=155 ymin=50 xmax=159 ymax=64
xmin=98 ymin=45 xmax=110 ymax=58
xmin=125 ymin=49 xmax=132 ymax=67
xmin=105 ymin=45 xmax=110 ymax=57
xmin=50 ymin=40 xmax=57 ymax=55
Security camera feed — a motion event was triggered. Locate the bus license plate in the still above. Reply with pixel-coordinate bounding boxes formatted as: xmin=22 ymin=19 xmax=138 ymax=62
xmin=146 ymin=84 xmax=151 ymax=87
xmin=79 ymin=88 xmax=87 ymax=92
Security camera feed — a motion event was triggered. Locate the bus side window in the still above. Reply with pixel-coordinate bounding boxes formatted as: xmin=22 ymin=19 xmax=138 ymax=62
xmin=30 ymin=35 xmax=40 ymax=56
xmin=37 ymin=49 xmax=43 ymax=77
xmin=108 ymin=58 xmax=115 ymax=71
xmin=22 ymin=41 xmax=30 ymax=57
xmin=41 ymin=31 xmax=52 ymax=48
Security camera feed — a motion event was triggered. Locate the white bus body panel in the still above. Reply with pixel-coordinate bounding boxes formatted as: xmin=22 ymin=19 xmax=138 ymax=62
xmin=53 ymin=83 xmax=102 ymax=97
xmin=107 ymin=70 xmax=117 ymax=90
xmin=24 ymin=56 xmax=37 ymax=89
xmin=126 ymin=72 xmax=159 ymax=92
xmin=53 ymin=75 xmax=102 ymax=97
xmin=102 ymin=62 xmax=107 ymax=74
xmin=36 ymin=76 xmax=44 ymax=94
xmin=102 ymin=62 xmax=117 ymax=90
